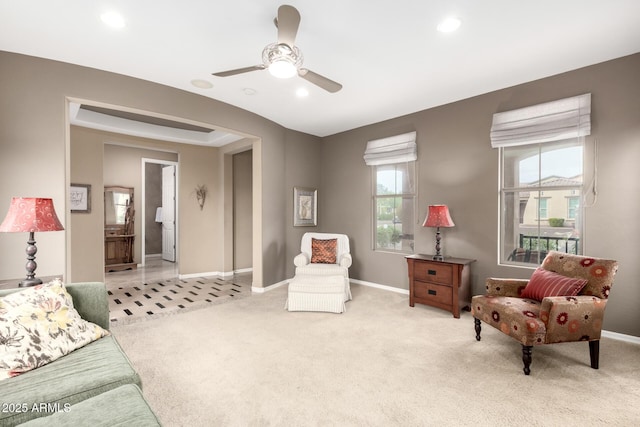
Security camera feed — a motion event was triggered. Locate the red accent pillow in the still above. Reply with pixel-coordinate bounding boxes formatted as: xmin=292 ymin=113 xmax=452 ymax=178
xmin=521 ymin=267 xmax=588 ymax=301
xmin=311 ymin=238 xmax=337 ymax=264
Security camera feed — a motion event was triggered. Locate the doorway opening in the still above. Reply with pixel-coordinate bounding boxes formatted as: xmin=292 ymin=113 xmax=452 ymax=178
xmin=66 ymin=98 xmax=263 ymax=288
xmin=142 ymin=158 xmax=179 ymax=270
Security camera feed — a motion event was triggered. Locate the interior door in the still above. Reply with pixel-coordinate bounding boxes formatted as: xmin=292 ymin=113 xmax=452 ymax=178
xmin=162 ymin=165 xmax=176 ymax=262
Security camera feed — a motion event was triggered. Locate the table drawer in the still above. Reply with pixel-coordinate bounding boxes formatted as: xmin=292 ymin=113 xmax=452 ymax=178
xmin=413 ymin=281 xmax=452 ymax=306
xmin=413 ymin=262 xmax=453 ymax=285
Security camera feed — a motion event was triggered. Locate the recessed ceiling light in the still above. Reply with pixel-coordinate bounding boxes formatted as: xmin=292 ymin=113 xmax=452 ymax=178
xmin=243 ymin=88 xmax=257 ymax=96
xmin=191 ymin=79 xmax=213 ymax=89
xmin=437 ymin=16 xmax=461 ymax=33
xmin=296 ymin=88 xmax=309 ymax=97
xmin=101 ymin=11 xmax=125 ymax=29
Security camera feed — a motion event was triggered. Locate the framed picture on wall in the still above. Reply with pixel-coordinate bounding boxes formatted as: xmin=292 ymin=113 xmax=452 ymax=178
xmin=70 ymin=184 xmax=91 ymax=213
xmin=294 ymin=187 xmax=317 ymax=226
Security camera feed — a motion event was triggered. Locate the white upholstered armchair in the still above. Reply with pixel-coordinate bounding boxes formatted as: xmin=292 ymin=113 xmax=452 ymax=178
xmin=295 ymin=233 xmax=352 ymax=275
xmin=286 ymin=233 xmax=352 ymax=313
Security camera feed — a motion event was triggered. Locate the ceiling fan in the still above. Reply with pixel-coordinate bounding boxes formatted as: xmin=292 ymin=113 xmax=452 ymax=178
xmin=212 ymin=5 xmax=342 ymax=93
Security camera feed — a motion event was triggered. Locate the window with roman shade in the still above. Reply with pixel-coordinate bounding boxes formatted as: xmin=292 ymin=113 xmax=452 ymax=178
xmin=490 ymin=93 xmax=591 ymax=148
xmin=492 ymin=94 xmax=591 ymax=266
xmin=364 ymin=131 xmax=416 ymax=253
xmin=363 ymin=131 xmax=417 ymax=166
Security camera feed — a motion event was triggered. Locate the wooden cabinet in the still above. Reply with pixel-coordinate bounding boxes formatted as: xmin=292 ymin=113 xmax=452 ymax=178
xmin=105 ymin=231 xmax=136 ymax=272
xmin=406 ymin=254 xmax=474 ymax=318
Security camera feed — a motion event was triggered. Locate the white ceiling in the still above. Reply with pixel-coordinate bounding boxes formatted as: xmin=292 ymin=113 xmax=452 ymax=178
xmin=2 ymin=1 xmax=640 ymax=138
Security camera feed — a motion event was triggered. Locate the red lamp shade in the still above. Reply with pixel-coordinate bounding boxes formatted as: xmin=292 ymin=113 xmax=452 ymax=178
xmin=0 ymin=197 xmax=64 ymax=233
xmin=422 ymin=205 xmax=455 ymax=228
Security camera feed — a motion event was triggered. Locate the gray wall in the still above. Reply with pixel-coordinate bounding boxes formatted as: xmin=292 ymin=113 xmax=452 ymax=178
xmin=233 ymin=150 xmax=253 ymax=270
xmin=285 ymin=131 xmax=323 ymax=279
xmin=1 ymin=50 xmax=638 ymax=337
xmin=321 ymin=53 xmax=640 ymax=337
xmin=145 ymin=163 xmax=163 ymax=255
xmin=0 ymin=51 xmax=288 ymax=289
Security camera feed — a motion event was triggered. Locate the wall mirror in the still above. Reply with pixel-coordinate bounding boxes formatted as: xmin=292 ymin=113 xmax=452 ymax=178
xmin=105 ymin=186 xmax=134 ymax=227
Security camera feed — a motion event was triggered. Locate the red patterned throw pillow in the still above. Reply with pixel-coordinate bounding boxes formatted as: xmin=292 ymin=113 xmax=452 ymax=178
xmin=520 ymin=267 xmax=588 ymax=301
xmin=311 ymin=238 xmax=337 ymax=264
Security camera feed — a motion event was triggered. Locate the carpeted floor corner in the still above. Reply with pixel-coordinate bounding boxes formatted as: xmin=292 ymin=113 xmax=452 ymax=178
xmin=111 ymin=283 xmax=640 ymax=426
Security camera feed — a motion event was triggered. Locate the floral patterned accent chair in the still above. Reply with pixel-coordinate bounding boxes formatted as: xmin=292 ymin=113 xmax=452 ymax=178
xmin=472 ymin=251 xmax=618 ymax=375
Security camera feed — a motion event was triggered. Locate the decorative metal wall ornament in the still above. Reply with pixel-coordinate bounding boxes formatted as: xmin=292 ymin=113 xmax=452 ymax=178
xmin=195 ymin=184 xmax=207 ymax=210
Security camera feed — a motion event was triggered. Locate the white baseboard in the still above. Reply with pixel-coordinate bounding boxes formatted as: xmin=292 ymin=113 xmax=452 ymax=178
xmin=602 ymin=330 xmax=640 ymax=345
xmin=350 ymin=278 xmax=410 ymax=295
xmin=252 ymin=279 xmax=288 ymax=293
xmin=178 ymin=271 xmax=222 ymax=280
xmin=145 ymin=254 xmax=162 ymax=259
xmin=178 ymin=268 xmax=253 ymax=280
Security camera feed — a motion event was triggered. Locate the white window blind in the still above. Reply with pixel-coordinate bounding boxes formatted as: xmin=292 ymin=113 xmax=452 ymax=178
xmin=363 ymin=131 xmax=417 ymax=166
xmin=490 ymin=93 xmax=591 ymax=148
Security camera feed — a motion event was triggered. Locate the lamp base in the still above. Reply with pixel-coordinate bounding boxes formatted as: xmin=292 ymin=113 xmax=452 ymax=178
xmin=432 ymin=254 xmax=444 ymax=261
xmin=19 ymin=277 xmax=43 ymax=287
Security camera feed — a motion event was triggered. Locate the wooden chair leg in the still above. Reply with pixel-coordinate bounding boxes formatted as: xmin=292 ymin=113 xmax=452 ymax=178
xmin=522 ymin=345 xmax=532 ymax=375
xmin=589 ymin=340 xmax=600 ymax=369
xmin=474 ymin=318 xmax=481 ymax=341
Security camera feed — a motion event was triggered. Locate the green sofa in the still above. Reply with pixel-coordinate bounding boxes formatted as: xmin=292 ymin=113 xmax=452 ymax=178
xmin=0 ymin=282 xmax=160 ymax=426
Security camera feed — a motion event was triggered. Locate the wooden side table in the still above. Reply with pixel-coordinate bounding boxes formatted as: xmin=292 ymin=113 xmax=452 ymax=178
xmin=406 ymin=254 xmax=474 ymax=318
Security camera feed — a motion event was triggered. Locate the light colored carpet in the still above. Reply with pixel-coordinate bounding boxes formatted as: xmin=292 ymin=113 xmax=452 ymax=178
xmin=111 ymin=283 xmax=640 ymax=426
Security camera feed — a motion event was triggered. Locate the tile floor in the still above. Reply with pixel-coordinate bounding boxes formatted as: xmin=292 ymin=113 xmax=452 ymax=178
xmin=106 ymin=257 xmax=252 ymax=325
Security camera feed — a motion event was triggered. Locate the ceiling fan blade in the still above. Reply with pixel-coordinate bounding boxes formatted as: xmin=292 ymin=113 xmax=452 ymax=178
xmin=276 ymin=5 xmax=300 ymax=47
xmin=213 ymin=65 xmax=265 ymax=77
xmin=298 ymin=68 xmax=342 ymax=93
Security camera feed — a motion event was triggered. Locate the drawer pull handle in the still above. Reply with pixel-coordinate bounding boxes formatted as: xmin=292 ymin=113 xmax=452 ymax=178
xmin=428 ymin=269 xmax=437 ymax=275
xmin=428 ymin=290 xmax=437 ymax=296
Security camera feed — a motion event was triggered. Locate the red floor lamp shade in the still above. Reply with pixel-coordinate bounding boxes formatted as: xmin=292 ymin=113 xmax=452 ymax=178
xmin=422 ymin=205 xmax=455 ymax=261
xmin=0 ymin=197 xmax=64 ymax=287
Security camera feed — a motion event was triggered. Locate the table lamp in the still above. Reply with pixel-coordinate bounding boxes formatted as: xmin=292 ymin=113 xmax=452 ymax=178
xmin=422 ymin=205 xmax=455 ymax=261
xmin=0 ymin=197 xmax=64 ymax=287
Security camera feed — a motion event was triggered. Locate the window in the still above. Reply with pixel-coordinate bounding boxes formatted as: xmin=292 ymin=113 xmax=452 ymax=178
xmin=537 ymin=198 xmax=549 ymax=219
xmin=491 ymin=93 xmax=590 ymax=266
xmin=567 ymin=197 xmax=580 ymax=219
xmin=500 ymin=140 xmax=583 ymax=265
xmin=373 ymin=162 xmax=415 ymax=252
xmin=364 ymin=131 xmax=417 ymax=254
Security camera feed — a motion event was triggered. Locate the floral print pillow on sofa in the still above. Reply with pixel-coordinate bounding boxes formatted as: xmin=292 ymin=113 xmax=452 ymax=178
xmin=0 ymin=278 xmax=109 ymax=380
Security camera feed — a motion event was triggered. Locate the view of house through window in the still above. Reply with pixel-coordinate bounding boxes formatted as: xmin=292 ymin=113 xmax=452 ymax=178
xmin=374 ymin=162 xmax=415 ymax=252
xmin=500 ymin=139 xmax=584 ymax=265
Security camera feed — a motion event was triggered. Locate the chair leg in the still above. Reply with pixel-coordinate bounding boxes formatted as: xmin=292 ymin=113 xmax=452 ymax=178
xmin=474 ymin=318 xmax=482 ymax=341
xmin=522 ymin=345 xmax=532 ymax=375
xmin=589 ymin=340 xmax=600 ymax=369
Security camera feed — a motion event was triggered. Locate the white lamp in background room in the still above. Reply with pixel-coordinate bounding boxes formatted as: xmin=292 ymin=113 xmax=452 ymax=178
xmin=422 ymin=205 xmax=455 ymax=261
xmin=0 ymin=197 xmax=64 ymax=287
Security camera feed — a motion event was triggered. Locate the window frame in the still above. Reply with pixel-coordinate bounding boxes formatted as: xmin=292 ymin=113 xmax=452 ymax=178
xmin=372 ymin=161 xmax=416 ymax=254
xmin=498 ymin=139 xmax=585 ymax=267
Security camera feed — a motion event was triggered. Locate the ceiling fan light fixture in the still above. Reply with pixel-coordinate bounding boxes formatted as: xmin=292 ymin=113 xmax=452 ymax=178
xmin=263 ymin=42 xmax=302 ymax=79
xmin=268 ymin=59 xmax=297 ymax=79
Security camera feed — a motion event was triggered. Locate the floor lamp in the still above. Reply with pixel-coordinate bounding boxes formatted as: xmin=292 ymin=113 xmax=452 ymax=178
xmin=0 ymin=197 xmax=64 ymax=287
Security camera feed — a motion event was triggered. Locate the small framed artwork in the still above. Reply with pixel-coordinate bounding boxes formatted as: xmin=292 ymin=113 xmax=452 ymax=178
xmin=294 ymin=187 xmax=317 ymax=227
xmin=70 ymin=184 xmax=91 ymax=213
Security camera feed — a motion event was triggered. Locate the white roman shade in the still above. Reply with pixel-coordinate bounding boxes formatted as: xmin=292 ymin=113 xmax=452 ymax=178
xmin=490 ymin=93 xmax=591 ymax=148
xmin=363 ymin=131 xmax=417 ymax=166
